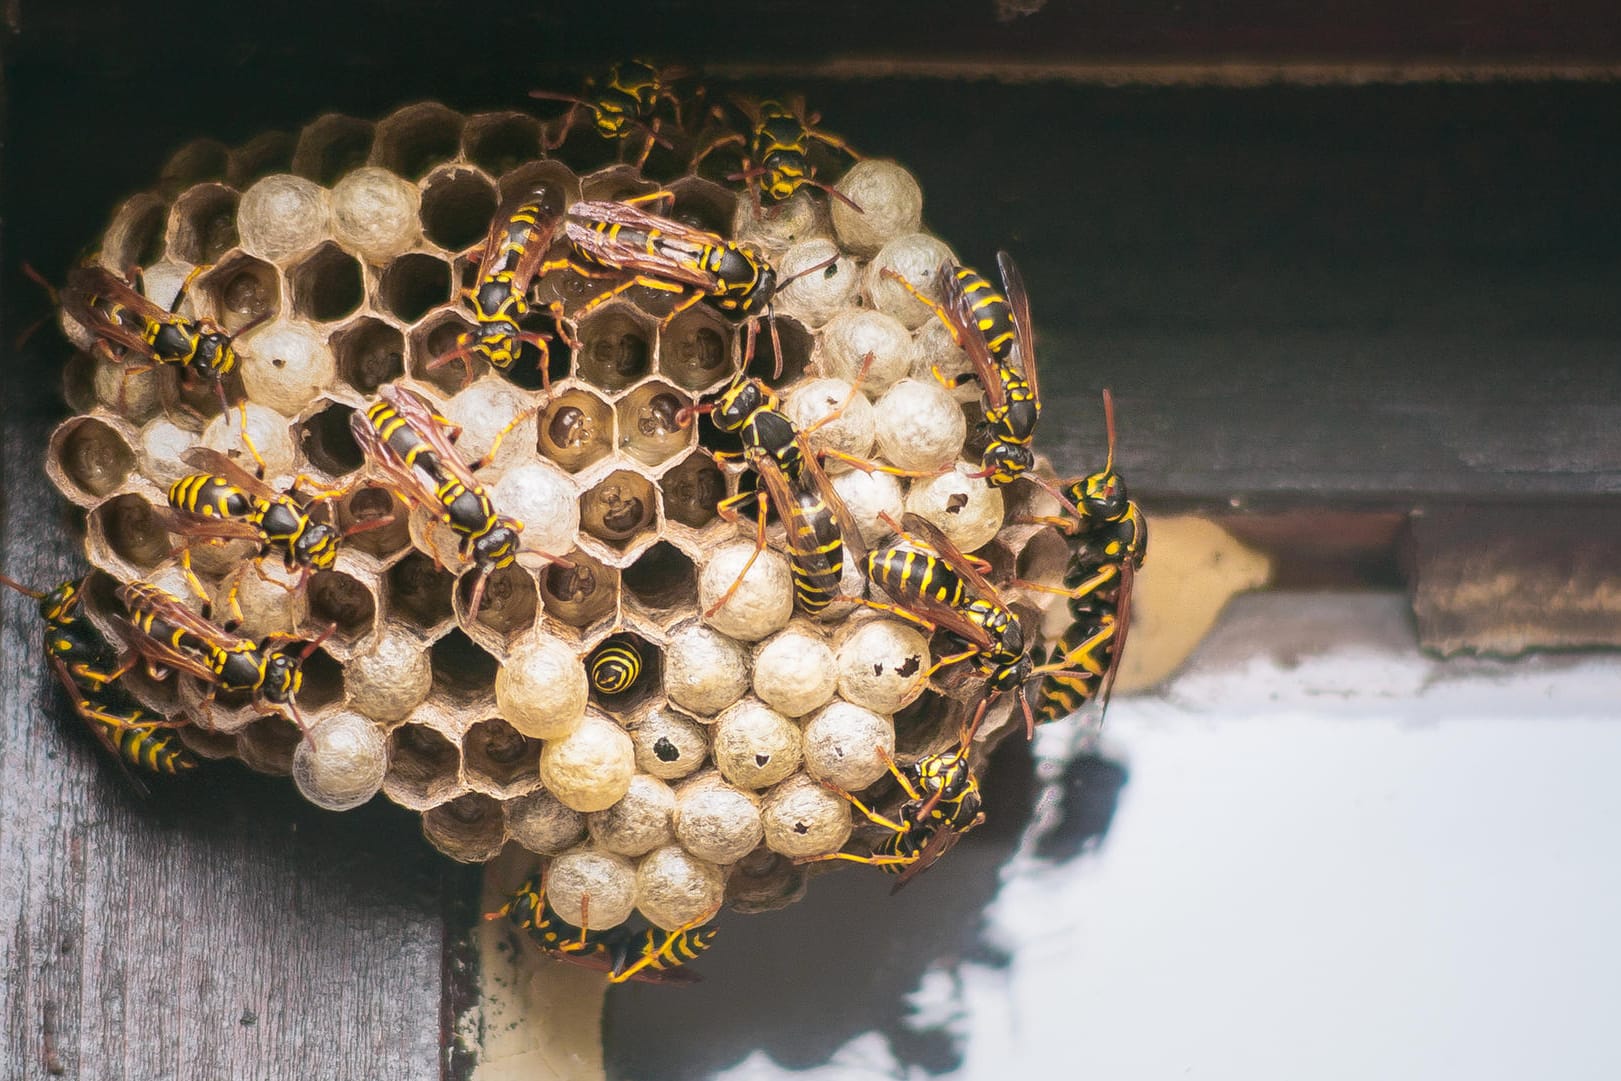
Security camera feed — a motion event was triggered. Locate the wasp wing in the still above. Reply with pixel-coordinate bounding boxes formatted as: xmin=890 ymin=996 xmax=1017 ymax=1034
xmin=348 ymin=400 xmax=455 ymax=518
xmin=898 ymin=512 xmax=1004 ymax=605
xmin=938 ymin=261 xmax=1007 ymax=412
xmin=61 ymin=267 xmax=173 ymax=361
xmin=180 ymin=446 xmax=280 ymax=499
xmin=890 ymin=810 xmax=985 ymax=894
xmin=564 ymin=201 xmax=720 ymax=293
xmin=996 ymin=250 xmax=1039 ymax=401
xmin=797 ymin=433 xmax=866 ymax=567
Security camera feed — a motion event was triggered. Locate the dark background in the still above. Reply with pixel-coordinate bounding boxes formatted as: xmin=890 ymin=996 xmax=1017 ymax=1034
xmin=4 ymin=2 xmax=1620 ymax=1078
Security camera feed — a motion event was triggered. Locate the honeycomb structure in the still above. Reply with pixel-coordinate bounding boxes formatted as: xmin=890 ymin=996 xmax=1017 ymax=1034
xmin=44 ymin=103 xmax=1071 ymax=931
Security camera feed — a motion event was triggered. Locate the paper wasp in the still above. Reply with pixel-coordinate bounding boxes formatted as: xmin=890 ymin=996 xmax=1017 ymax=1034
xmin=164 ymin=440 xmax=389 ymax=618
xmin=543 ymin=193 xmax=833 ymax=377
xmin=859 ymin=512 xmax=1102 ymax=739
xmin=1019 ymin=391 xmax=1143 ymax=727
xmin=488 ymin=873 xmax=717 ymax=985
xmin=692 ymin=95 xmax=862 ymax=212
xmin=30 ymin=262 xmax=260 ymax=415
xmin=796 ymin=734 xmax=984 ymax=890
xmin=528 ymin=60 xmax=689 ymax=168
xmin=883 ymin=253 xmax=1078 ymax=510
xmin=430 ymin=185 xmax=567 ymax=387
xmin=114 ymin=579 xmax=329 ymax=732
xmin=0 ymin=574 xmax=196 ymax=780
xmin=349 ymin=383 xmax=566 ymax=621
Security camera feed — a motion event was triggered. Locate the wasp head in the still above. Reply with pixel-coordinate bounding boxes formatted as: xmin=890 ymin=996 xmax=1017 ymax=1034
xmin=981 ymin=440 xmax=1035 ymax=487
xmin=712 ymin=378 xmax=772 ymax=432
xmin=1080 ymin=468 xmax=1130 ymax=523
xmin=759 ymin=150 xmax=807 ymax=202
xmin=39 ymin=579 xmax=78 ymax=623
xmin=473 ymin=520 xmax=522 ymax=571
xmin=294 ymin=522 xmax=341 ymax=571
xmin=472 ymin=321 xmax=523 ymax=370
xmin=259 ymin=649 xmax=302 ymax=704
xmin=191 ymin=328 xmax=237 ymax=378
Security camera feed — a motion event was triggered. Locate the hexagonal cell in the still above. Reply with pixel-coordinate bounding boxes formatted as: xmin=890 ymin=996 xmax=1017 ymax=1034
xmin=539 ymin=552 xmax=619 ymax=629
xmin=536 ymin=389 xmax=612 ymax=473
xmin=579 ymin=470 xmax=657 ymax=550
xmin=176 ymin=724 xmax=238 ymax=761
xmin=228 ymin=130 xmax=297 ymax=188
xmin=660 ymin=304 xmax=734 ymax=392
xmin=336 ymin=486 xmax=412 ymax=561
xmin=160 ymin=139 xmax=230 ymax=193
xmin=332 ymin=317 xmax=405 ymax=394
xmin=169 ymin=183 xmax=240 ymax=265
xmin=430 ymin=628 xmax=499 ymax=704
xmin=892 ymin=689 xmax=964 ymax=758
xmin=385 ymin=722 xmax=462 ymax=808
xmin=462 ymin=716 xmax=539 ymax=796
xmin=295 ymin=647 xmax=347 ymax=714
xmin=420 ymin=168 xmax=498 ymax=254
xmin=574 ymin=304 xmax=652 ymax=392
xmin=622 ymin=541 xmax=697 ymax=613
xmin=50 ymin=416 xmax=136 ymax=501
xmin=372 ymin=103 xmax=463 ymax=181
xmin=407 ymin=310 xmax=478 ymax=396
xmin=423 ymin=792 xmax=506 ymax=863
xmin=749 ymin=313 xmax=813 ymax=385
xmin=237 ymin=714 xmax=301 ymax=775
xmin=198 ymin=253 xmax=279 ymax=334
xmin=585 ymin=632 xmax=661 ymax=710
xmin=292 ymin=115 xmax=375 ymax=186
xmin=578 ymin=165 xmax=661 ymax=205
xmin=103 ymin=194 xmax=168 ymax=272
xmin=379 ymin=252 xmax=452 ymax=324
xmin=615 ymin=381 xmax=693 ymax=467
xmin=386 ymin=551 xmax=456 ymax=630
xmin=661 ymin=453 xmax=724 ymax=530
xmin=464 ymin=112 xmax=545 ymax=177
xmin=495 ymin=158 xmax=581 ymax=208
xmin=90 ymin=494 xmax=170 ymax=572
xmin=289 ymin=242 xmax=364 ymax=323
xmin=62 ymin=353 xmax=98 ymax=415
xmin=458 ymin=562 xmax=538 ymax=644
xmin=664 ymin=177 xmax=739 ymax=236
xmin=298 ymin=400 xmax=364 ymax=477
xmin=302 ymin=569 xmax=377 ymax=648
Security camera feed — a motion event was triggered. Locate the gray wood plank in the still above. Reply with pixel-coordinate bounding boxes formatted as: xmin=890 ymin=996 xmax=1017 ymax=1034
xmin=0 ymin=404 xmax=454 ymax=1079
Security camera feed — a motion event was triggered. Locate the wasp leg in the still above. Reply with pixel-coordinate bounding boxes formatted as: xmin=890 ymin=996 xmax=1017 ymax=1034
xmin=466 ymin=405 xmax=543 ymax=473
xmin=571 ymin=275 xmax=690 ymax=324
xmin=704 ymin=488 xmax=770 ymax=618
xmin=879 ymin=267 xmax=962 ymax=352
xmin=607 ymin=912 xmax=718 ymax=985
xmin=690 ymin=130 xmax=744 ymax=172
xmin=167 ymin=264 xmax=209 ymax=315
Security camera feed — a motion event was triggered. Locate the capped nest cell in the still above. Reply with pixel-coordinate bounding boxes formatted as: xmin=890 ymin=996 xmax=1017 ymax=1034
xmin=40 ymin=99 xmax=1075 ymax=942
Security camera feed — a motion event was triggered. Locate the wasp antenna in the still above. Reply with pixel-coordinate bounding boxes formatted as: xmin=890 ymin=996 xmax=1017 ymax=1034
xmin=811 ymin=179 xmax=864 ymax=214
xmin=1101 ymin=388 xmax=1117 ymax=475
xmin=776 ymin=253 xmax=839 ymax=290
xmin=0 ymin=573 xmax=45 ymax=600
xmin=21 ymin=262 xmax=60 ymax=304
xmin=297 ymin=621 xmax=339 ymax=661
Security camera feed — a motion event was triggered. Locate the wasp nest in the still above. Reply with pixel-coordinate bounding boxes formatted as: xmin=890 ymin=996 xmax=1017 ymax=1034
xmin=43 ymin=102 xmax=1069 ymax=931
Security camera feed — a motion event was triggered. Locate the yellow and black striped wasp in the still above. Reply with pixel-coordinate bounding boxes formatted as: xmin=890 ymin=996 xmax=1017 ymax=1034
xmin=1018 ymin=391 xmax=1144 ymax=727
xmin=164 ymin=441 xmax=390 ymax=619
xmin=113 ymin=579 xmax=329 ymax=732
xmin=860 ymin=512 xmax=1100 ymax=739
xmin=30 ymin=262 xmax=259 ymax=415
xmin=543 ymin=193 xmax=832 ymax=377
xmin=349 ymin=383 xmax=567 ymax=621
xmin=692 ymin=95 xmax=862 ymax=212
xmin=528 ymin=60 xmax=689 ymax=168
xmin=680 ymin=372 xmax=865 ymax=618
xmin=488 ymin=873 xmax=717 ymax=986
xmin=883 ymin=253 xmax=1079 ymax=511
xmin=797 ymin=733 xmax=985 ymax=890
xmin=0 ymin=574 xmax=197 ymax=781
xmin=430 ymin=184 xmax=568 ymax=388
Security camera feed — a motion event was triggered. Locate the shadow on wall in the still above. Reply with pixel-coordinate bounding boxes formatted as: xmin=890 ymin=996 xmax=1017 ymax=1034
xmin=603 ymin=736 xmax=1130 ymax=1080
